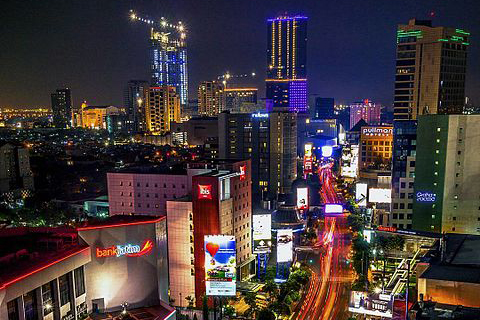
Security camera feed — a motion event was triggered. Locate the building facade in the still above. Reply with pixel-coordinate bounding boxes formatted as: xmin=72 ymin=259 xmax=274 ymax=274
xmin=223 ymin=88 xmax=258 ymax=113
xmin=124 ymin=80 xmax=149 ymax=133
xmin=266 ymin=15 xmax=307 ymax=112
xmin=313 ymin=97 xmax=334 ymax=119
xmin=198 ymin=81 xmax=224 ymax=116
xmin=394 ymin=19 xmax=469 ymax=120
xmin=0 ymin=142 xmax=34 ymax=196
xmin=358 ymin=126 xmax=393 ymax=172
xmin=349 ymin=100 xmax=382 ymax=130
xmin=269 ymin=110 xmax=297 ymax=195
xmin=51 ymin=88 xmax=73 ymax=128
xmin=413 ymin=115 xmax=480 ymax=235
xmin=146 ymin=86 xmax=181 ymax=135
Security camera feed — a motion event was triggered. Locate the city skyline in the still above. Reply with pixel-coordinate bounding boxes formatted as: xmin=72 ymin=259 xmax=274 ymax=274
xmin=1 ymin=0 xmax=480 ymax=108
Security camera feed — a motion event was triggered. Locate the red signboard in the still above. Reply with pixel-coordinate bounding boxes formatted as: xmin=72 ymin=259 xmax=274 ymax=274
xmin=239 ymin=165 xmax=246 ymax=181
xmin=198 ymin=184 xmax=213 ymax=200
xmin=377 ymin=226 xmax=397 ymax=232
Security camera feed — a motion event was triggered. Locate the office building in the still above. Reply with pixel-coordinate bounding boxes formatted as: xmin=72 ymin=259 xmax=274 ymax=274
xmin=223 ymin=88 xmax=258 ymax=113
xmin=198 ymin=81 xmax=224 ymax=116
xmin=313 ymin=97 xmax=334 ymax=119
xmin=218 ymin=112 xmax=270 ymax=201
xmin=349 ymin=99 xmax=382 ymax=129
xmin=358 ymin=126 xmax=393 ymax=183
xmin=51 ymin=88 xmax=73 ymax=128
xmin=394 ymin=19 xmax=469 ymax=120
xmin=0 ymin=142 xmax=34 ymax=196
xmin=146 ymin=86 xmax=181 ymax=135
xmin=171 ymin=116 xmax=218 ymax=146
xmin=390 ymin=120 xmax=417 ymax=229
xmin=124 ymin=80 xmax=149 ymax=133
xmin=413 ymin=114 xmax=480 ymax=235
xmin=107 ymin=167 xmax=190 ymax=216
xmin=269 ymin=110 xmax=297 ymax=195
xmin=266 ymin=15 xmax=307 ymax=112
xmin=0 ymin=216 xmax=174 ymax=320
xmin=80 ymin=103 xmax=123 ymax=130
xmin=150 ymin=19 xmax=188 ymax=109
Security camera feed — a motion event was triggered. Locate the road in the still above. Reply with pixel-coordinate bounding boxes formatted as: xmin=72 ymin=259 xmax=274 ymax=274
xmin=293 ymin=163 xmax=353 ymax=320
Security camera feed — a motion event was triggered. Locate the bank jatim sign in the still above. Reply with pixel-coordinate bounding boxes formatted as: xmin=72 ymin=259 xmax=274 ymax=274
xmin=96 ymin=239 xmax=154 ymax=258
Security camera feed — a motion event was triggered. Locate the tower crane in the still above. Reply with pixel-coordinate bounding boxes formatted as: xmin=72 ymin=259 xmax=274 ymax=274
xmin=129 ymin=10 xmax=186 ymax=40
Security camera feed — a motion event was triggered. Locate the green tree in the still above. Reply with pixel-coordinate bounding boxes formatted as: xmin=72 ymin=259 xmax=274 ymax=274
xmin=347 ymin=213 xmax=365 ymax=233
xmin=224 ymin=305 xmax=235 ymax=317
xmin=263 ymin=280 xmax=278 ymax=297
xmin=244 ymin=292 xmax=258 ymax=316
xmin=265 ymin=265 xmax=276 ymax=281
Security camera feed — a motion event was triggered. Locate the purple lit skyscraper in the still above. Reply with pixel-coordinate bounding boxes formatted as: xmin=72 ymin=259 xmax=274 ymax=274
xmin=266 ymin=15 xmax=308 ymax=113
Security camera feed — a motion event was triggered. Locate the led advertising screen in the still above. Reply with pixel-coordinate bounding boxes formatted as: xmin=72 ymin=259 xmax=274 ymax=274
xmin=205 ymin=235 xmax=236 ymax=296
xmin=304 ymin=143 xmax=313 ymax=175
xmin=355 ymin=183 xmax=368 ymax=207
xmin=368 ymin=188 xmax=392 ymax=204
xmin=277 ymin=229 xmax=293 ymax=263
xmin=304 ymin=143 xmax=313 ymax=157
xmin=296 ymin=187 xmax=309 ymax=210
xmin=324 ymin=204 xmax=343 ymax=214
xmin=348 ymin=291 xmax=394 ymax=318
xmin=253 ymin=214 xmax=272 ymax=253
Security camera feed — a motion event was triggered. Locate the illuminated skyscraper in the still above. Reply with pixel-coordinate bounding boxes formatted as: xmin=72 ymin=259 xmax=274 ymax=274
xmin=266 ymin=15 xmax=307 ymax=112
xmin=130 ymin=11 xmax=188 ymax=110
xmin=394 ymin=19 xmax=469 ymax=120
xmin=198 ymin=81 xmax=224 ymax=116
xmin=146 ymin=86 xmax=181 ymax=135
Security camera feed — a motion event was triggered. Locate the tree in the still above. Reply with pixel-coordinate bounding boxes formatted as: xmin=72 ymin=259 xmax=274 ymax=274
xmin=224 ymin=305 xmax=235 ymax=317
xmin=257 ymin=309 xmax=275 ymax=320
xmin=244 ymin=292 xmax=258 ymax=315
xmin=202 ymin=296 xmax=209 ymax=320
xmin=263 ymin=280 xmax=278 ymax=297
xmin=265 ymin=265 xmax=276 ymax=281
xmin=347 ymin=213 xmax=364 ymax=233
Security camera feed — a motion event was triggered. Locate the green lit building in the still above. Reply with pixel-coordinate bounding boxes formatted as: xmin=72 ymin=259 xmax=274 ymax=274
xmin=413 ymin=115 xmax=480 ymax=235
xmin=394 ymin=19 xmax=469 ymax=120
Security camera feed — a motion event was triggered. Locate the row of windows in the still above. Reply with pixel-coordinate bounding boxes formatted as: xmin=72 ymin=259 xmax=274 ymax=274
xmin=362 ymin=140 xmax=391 ymax=146
xmin=392 ymin=223 xmax=412 ymax=229
xmin=119 ymin=181 xmax=186 ymax=189
xmin=393 ymin=203 xmax=413 ymax=210
xmin=392 ymin=213 xmax=413 ymax=220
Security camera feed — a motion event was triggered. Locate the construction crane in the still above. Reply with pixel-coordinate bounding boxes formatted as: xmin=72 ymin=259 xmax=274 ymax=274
xmin=129 ymin=9 xmax=186 ymax=40
xmin=217 ymin=71 xmax=257 ymax=88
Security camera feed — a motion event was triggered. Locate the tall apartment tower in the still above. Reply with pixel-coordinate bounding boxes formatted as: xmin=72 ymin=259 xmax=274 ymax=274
xmin=266 ymin=15 xmax=307 ymax=112
xmin=51 ymin=88 xmax=73 ymax=128
xmin=150 ymin=21 xmax=188 ymax=110
xmin=394 ymin=19 xmax=469 ymax=120
xmin=269 ymin=110 xmax=297 ymax=195
xmin=198 ymin=81 xmax=224 ymax=116
xmin=146 ymin=86 xmax=181 ymax=135
xmin=391 ymin=20 xmax=470 ymax=230
xmin=124 ymin=80 xmax=149 ymax=133
xmin=349 ymin=100 xmax=382 ymax=129
xmin=413 ymin=115 xmax=480 ymax=235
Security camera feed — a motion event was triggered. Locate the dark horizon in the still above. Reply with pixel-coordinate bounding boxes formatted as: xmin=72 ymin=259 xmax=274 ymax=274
xmin=1 ymin=0 xmax=479 ymax=108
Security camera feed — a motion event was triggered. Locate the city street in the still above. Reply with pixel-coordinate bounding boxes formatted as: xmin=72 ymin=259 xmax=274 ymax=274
xmin=293 ymin=163 xmax=353 ymax=320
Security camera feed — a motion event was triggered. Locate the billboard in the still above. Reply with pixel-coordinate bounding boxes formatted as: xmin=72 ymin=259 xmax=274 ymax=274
xmin=304 ymin=143 xmax=313 ymax=175
xmin=368 ymin=188 xmax=392 ymax=203
xmin=321 ymin=145 xmax=333 ymax=158
xmin=304 ymin=143 xmax=313 ymax=157
xmin=324 ymin=204 xmax=343 ymax=214
xmin=348 ymin=291 xmax=394 ymax=318
xmin=253 ymin=214 xmax=272 ymax=253
xmin=239 ymin=165 xmax=246 ymax=181
xmin=297 ymin=187 xmax=309 ymax=210
xmin=277 ymin=229 xmax=293 ymax=263
xmin=416 ymin=191 xmax=436 ymax=202
xmin=355 ymin=183 xmax=368 ymax=207
xmin=198 ymin=184 xmax=212 ymax=200
xmin=205 ymin=235 xmax=236 ymax=296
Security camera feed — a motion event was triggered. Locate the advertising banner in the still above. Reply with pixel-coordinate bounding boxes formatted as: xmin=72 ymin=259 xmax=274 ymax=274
xmin=368 ymin=188 xmax=392 ymax=203
xmin=296 ymin=187 xmax=309 ymax=210
xmin=324 ymin=204 xmax=343 ymax=214
xmin=348 ymin=291 xmax=394 ymax=318
xmin=205 ymin=235 xmax=236 ymax=296
xmin=304 ymin=143 xmax=313 ymax=175
xmin=253 ymin=214 xmax=272 ymax=253
xmin=277 ymin=229 xmax=293 ymax=263
xmin=355 ymin=183 xmax=368 ymax=207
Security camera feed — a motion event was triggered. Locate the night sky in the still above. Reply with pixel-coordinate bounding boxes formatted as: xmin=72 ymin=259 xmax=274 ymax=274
xmin=1 ymin=0 xmax=479 ymax=108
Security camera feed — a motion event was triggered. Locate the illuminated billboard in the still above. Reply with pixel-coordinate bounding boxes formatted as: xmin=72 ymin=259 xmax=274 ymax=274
xmin=296 ymin=187 xmax=309 ymax=210
xmin=253 ymin=214 xmax=272 ymax=253
xmin=198 ymin=184 xmax=212 ymax=200
xmin=324 ymin=204 xmax=343 ymax=214
xmin=205 ymin=235 xmax=236 ymax=296
xmin=239 ymin=165 xmax=246 ymax=181
xmin=368 ymin=188 xmax=391 ymax=203
xmin=341 ymin=145 xmax=359 ymax=178
xmin=304 ymin=143 xmax=313 ymax=157
xmin=416 ymin=191 xmax=436 ymax=202
xmin=355 ymin=183 xmax=368 ymax=207
xmin=321 ymin=145 xmax=333 ymax=158
xmin=348 ymin=291 xmax=394 ymax=318
xmin=304 ymin=143 xmax=313 ymax=175
xmin=277 ymin=229 xmax=293 ymax=263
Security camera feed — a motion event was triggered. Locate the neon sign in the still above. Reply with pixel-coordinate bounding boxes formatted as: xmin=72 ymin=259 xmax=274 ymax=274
xmin=416 ymin=192 xmax=436 ymax=202
xmin=239 ymin=165 xmax=246 ymax=181
xmin=96 ymin=239 xmax=153 ymax=258
xmin=198 ymin=184 xmax=212 ymax=200
xmin=252 ymin=112 xmax=269 ymax=118
xmin=378 ymin=226 xmax=396 ymax=232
